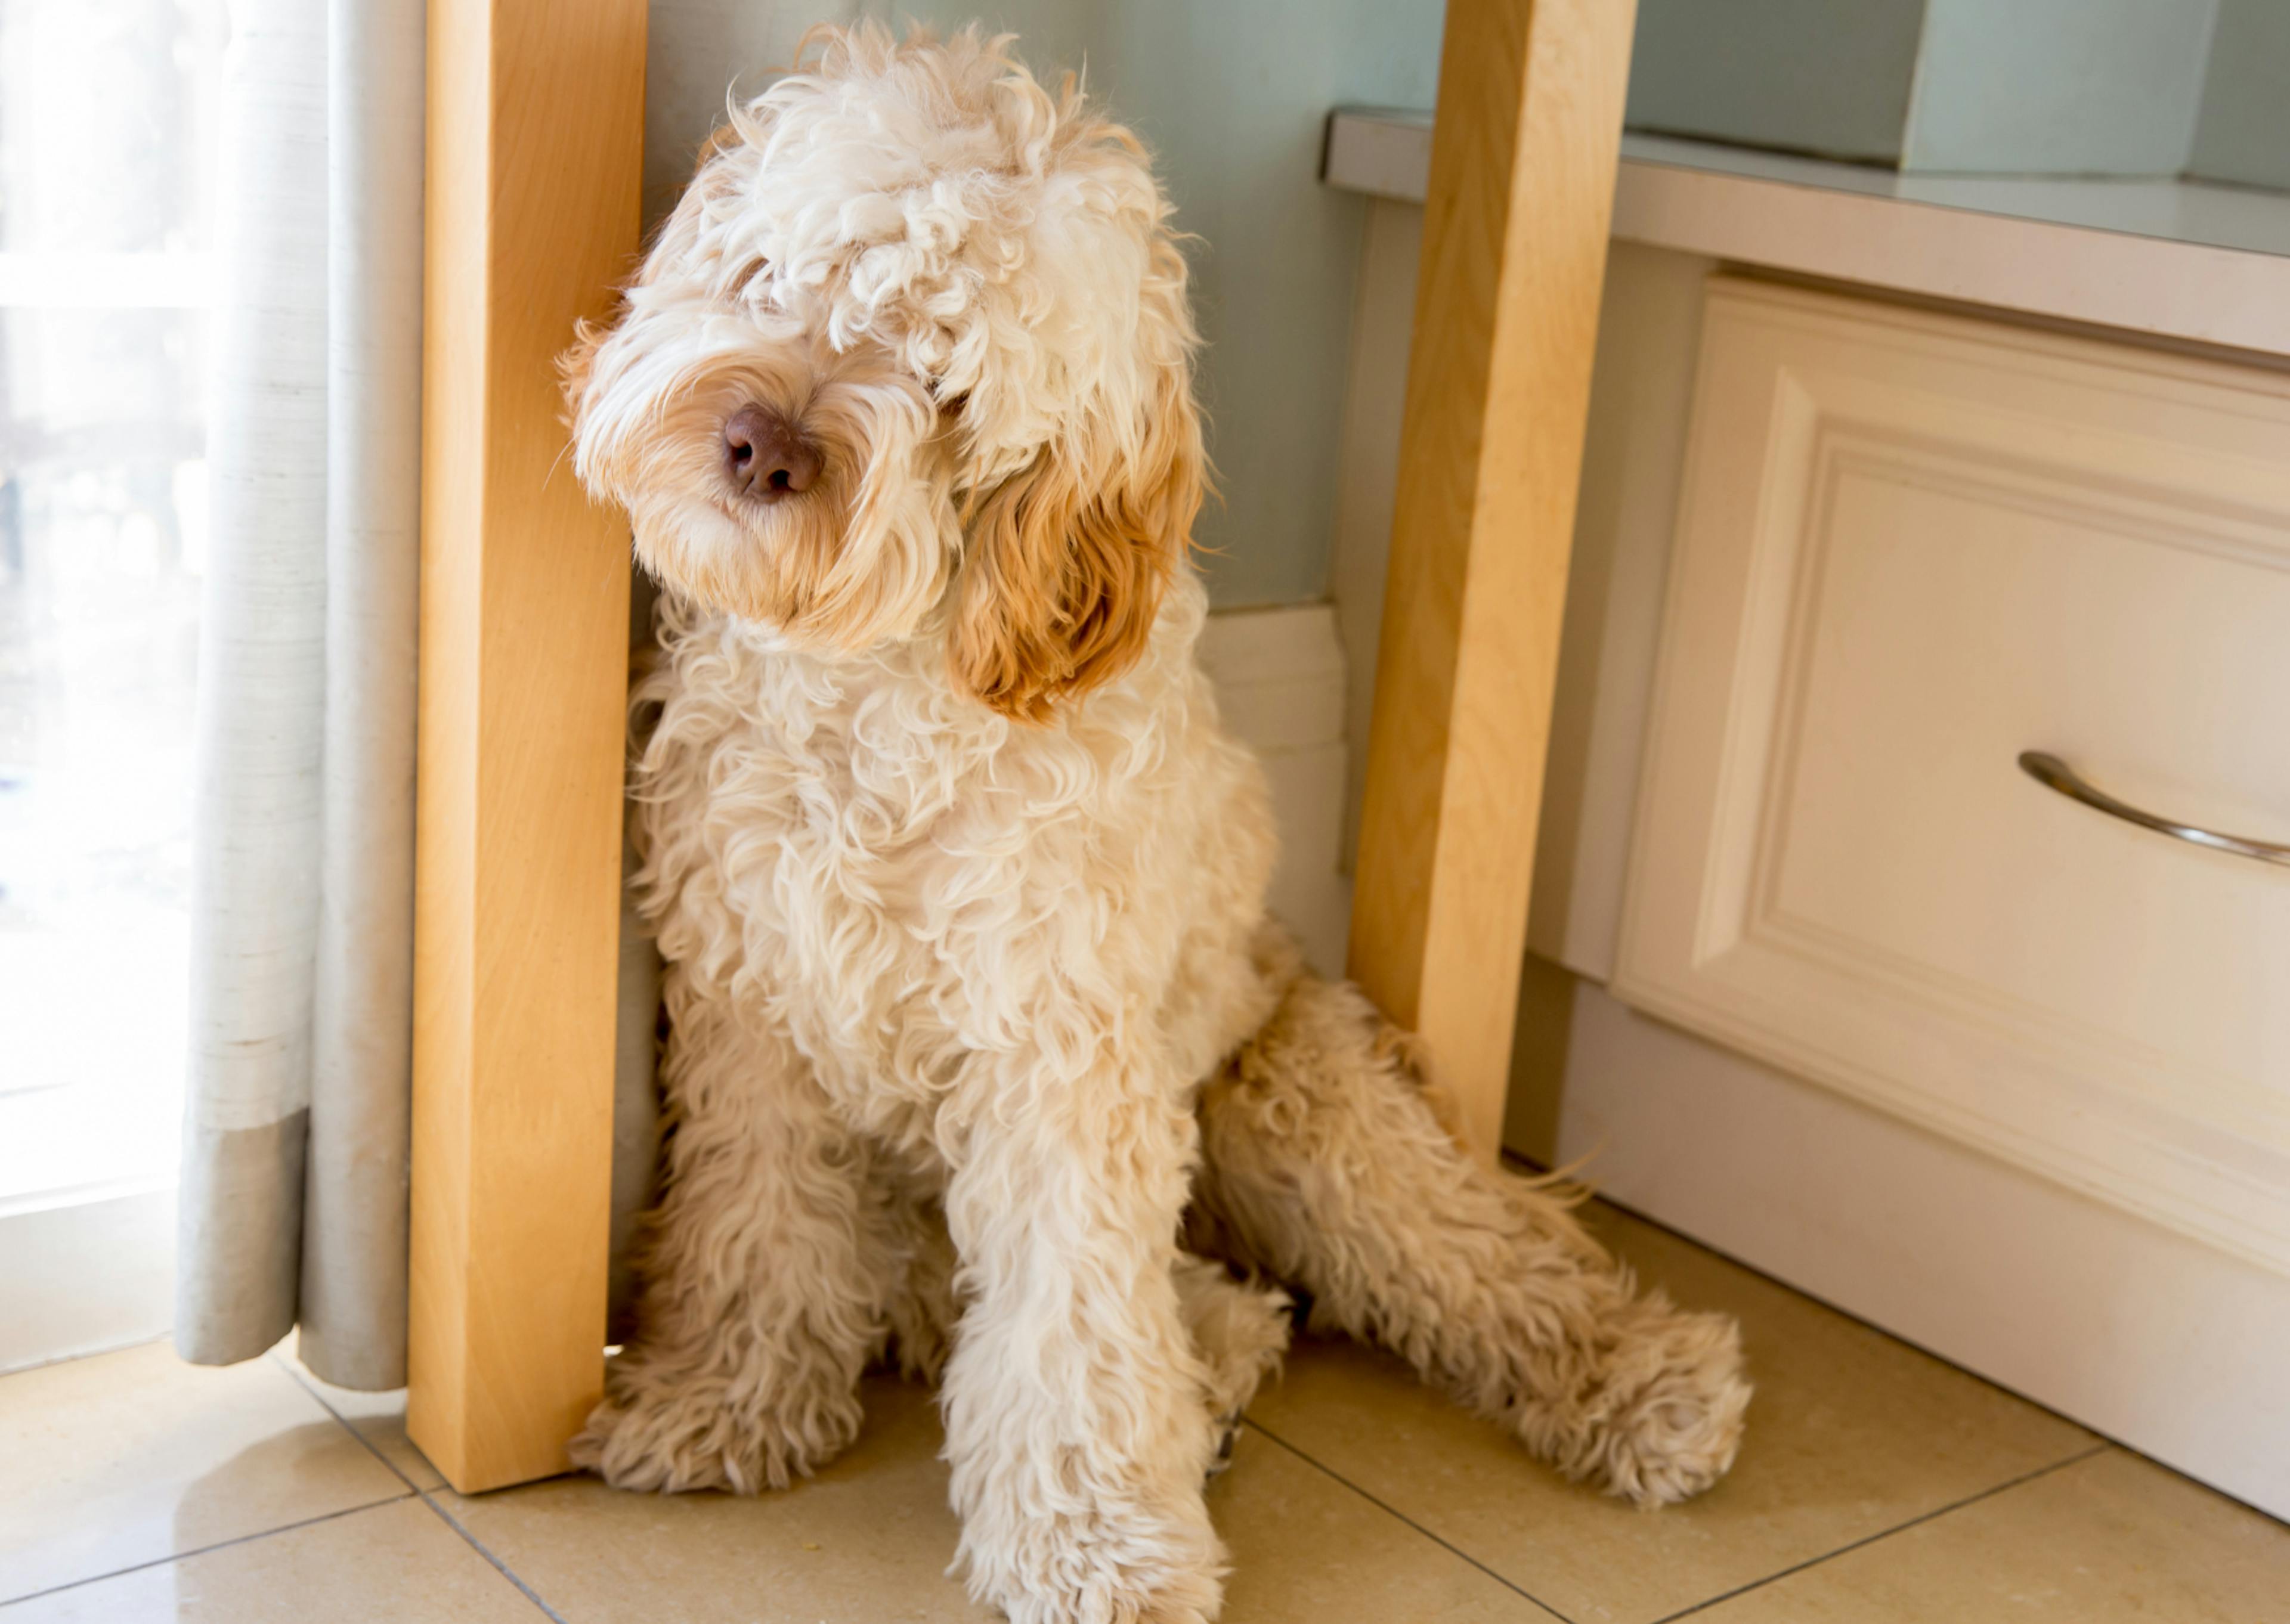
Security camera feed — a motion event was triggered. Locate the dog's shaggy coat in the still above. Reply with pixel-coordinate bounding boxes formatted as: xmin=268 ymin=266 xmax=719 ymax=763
xmin=564 ymin=25 xmax=1749 ymax=1622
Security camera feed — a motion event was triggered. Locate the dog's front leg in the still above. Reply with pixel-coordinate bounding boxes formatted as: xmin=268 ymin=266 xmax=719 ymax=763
xmin=940 ymin=1045 xmax=1224 ymax=1624
xmin=572 ymin=980 xmax=893 ymax=1494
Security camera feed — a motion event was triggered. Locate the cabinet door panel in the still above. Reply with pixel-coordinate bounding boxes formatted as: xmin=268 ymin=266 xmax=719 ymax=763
xmin=1617 ymin=278 xmax=2290 ymax=1272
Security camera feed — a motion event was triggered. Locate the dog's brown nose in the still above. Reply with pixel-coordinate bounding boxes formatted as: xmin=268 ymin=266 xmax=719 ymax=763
xmin=722 ymin=405 xmax=822 ymax=501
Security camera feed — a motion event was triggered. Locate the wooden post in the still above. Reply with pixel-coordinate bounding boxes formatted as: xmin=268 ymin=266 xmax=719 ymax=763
xmin=1348 ymin=0 xmax=1637 ymax=1163
xmin=409 ymin=0 xmax=646 ymax=1492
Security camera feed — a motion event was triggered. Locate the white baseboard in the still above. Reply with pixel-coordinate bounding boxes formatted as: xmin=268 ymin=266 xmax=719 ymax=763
xmin=0 ymin=1184 xmax=177 ymax=1375
xmin=1198 ymin=604 xmax=1353 ymax=978
xmin=1558 ymin=979 xmax=2290 ymax=1520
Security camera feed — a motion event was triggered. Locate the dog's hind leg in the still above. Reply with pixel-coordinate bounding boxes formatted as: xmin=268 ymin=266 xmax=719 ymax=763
xmin=1191 ymin=964 xmax=1751 ymax=1508
xmin=573 ymin=973 xmax=897 ymax=1493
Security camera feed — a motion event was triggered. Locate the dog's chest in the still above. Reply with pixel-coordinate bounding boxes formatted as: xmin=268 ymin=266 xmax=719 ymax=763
xmin=638 ymin=634 xmax=1208 ymax=1098
xmin=717 ymin=711 xmax=1076 ymax=940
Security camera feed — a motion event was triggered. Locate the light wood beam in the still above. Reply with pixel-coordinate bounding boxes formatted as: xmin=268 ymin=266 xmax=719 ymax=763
xmin=1348 ymin=0 xmax=1637 ymax=1162
xmin=409 ymin=0 xmax=646 ymax=1493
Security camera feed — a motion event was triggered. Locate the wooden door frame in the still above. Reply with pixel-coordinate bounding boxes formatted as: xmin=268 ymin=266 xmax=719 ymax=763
xmin=1349 ymin=0 xmax=1639 ymax=1163
xmin=405 ymin=0 xmax=1635 ymax=1489
xmin=408 ymin=0 xmax=646 ymax=1494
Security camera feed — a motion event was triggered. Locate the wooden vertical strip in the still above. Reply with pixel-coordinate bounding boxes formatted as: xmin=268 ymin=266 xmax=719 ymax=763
xmin=410 ymin=0 xmax=645 ymax=1493
xmin=1348 ymin=0 xmax=1637 ymax=1162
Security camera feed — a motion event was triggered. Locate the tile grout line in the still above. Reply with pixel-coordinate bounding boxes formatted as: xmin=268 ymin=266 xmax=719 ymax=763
xmin=0 ymin=1491 xmax=419 ymax=1611
xmin=0 ymin=1331 xmax=172 ymax=1384
xmin=268 ymin=1353 xmax=574 ymax=1624
xmin=416 ymin=1490 xmax=577 ymax=1624
xmin=269 ymin=1352 xmax=425 ymax=1494
xmin=1645 ymin=1442 xmax=2115 ymax=1624
xmin=1242 ymin=1418 xmax=1577 ymax=1623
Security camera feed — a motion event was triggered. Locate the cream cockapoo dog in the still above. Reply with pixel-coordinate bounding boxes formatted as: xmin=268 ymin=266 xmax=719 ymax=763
xmin=564 ymin=24 xmax=1749 ymax=1622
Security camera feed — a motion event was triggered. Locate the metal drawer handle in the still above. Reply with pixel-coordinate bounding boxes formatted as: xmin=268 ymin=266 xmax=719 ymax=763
xmin=2017 ymin=752 xmax=2290 ymax=867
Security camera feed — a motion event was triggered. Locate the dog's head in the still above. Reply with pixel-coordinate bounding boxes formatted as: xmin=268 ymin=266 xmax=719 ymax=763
xmin=567 ymin=23 xmax=1205 ymax=719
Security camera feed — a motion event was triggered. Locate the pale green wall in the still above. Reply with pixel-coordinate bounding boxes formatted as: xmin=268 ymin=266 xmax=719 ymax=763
xmin=644 ymin=0 xmax=1446 ymax=609
xmin=2190 ymin=0 xmax=2290 ymax=190
xmin=1625 ymin=0 xmax=1927 ymax=163
xmin=1626 ymin=0 xmax=2236 ymax=179
xmin=1907 ymin=0 xmax=2218 ymax=176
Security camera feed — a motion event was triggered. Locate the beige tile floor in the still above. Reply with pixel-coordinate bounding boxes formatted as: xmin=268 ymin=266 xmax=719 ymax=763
xmin=4 ymin=1205 xmax=2285 ymax=1622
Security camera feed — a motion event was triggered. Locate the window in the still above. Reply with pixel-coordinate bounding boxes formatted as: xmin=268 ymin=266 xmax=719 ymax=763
xmin=0 ymin=2 xmax=226 ymax=1240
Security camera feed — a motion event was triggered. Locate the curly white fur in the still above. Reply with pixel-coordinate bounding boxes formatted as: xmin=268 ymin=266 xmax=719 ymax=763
xmin=565 ymin=24 xmax=1748 ymax=1623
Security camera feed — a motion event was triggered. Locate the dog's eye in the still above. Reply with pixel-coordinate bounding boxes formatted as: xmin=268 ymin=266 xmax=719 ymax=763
xmin=934 ymin=387 xmax=968 ymax=419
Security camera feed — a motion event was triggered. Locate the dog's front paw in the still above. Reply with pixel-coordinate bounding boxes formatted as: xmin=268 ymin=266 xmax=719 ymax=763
xmin=1177 ymin=1260 xmax=1291 ymax=1426
xmin=571 ymin=1352 xmax=864 ymax=1495
xmin=979 ymin=1549 xmax=1223 ymax=1624
xmin=1205 ymin=1409 xmax=1243 ymax=1482
xmin=959 ymin=1498 xmax=1226 ymax=1624
xmin=1555 ymin=1295 xmax=1751 ymax=1508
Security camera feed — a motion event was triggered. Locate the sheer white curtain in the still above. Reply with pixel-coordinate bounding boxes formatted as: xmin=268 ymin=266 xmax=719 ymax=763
xmin=177 ymin=0 xmax=424 ymax=1390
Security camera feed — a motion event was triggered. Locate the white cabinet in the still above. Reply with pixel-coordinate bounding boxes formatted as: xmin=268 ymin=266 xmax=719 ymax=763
xmin=1318 ymin=184 xmax=2290 ymax=1513
xmin=1615 ymin=278 xmax=2290 ymax=1275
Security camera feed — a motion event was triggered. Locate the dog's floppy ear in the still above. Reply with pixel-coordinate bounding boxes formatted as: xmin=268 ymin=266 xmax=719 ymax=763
xmin=950 ymin=340 xmax=1204 ymax=721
